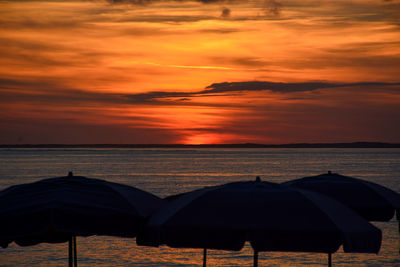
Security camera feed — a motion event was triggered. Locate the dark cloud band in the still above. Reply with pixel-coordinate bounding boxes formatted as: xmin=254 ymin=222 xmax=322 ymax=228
xmin=124 ymin=81 xmax=400 ymax=103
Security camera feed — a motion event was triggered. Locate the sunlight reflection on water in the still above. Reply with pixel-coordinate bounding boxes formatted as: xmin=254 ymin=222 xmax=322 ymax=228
xmin=0 ymin=148 xmax=399 ymax=266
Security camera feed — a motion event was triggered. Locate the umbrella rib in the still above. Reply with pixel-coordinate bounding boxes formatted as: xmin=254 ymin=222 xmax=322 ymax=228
xmin=105 ymin=182 xmax=161 ymax=217
xmin=361 ymin=180 xmax=400 ymax=209
xmin=147 ymin=186 xmax=221 ymax=226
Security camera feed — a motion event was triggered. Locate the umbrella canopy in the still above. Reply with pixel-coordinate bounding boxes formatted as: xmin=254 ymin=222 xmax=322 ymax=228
xmin=0 ymin=173 xmax=164 ymax=265
xmin=282 ymin=171 xmax=400 ymax=222
xmin=137 ymin=178 xmax=382 ymax=266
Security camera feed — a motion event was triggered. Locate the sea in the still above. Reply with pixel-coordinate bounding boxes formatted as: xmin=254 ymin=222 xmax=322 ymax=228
xmin=0 ymin=148 xmax=399 ymax=266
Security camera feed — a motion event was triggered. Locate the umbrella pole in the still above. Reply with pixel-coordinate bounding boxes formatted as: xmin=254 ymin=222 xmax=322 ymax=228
xmin=203 ymin=248 xmax=207 ymax=267
xmin=68 ymin=236 xmax=73 ymax=267
xmin=73 ymin=236 xmax=77 ymax=267
xmin=253 ymin=250 xmax=258 ymax=267
xmin=328 ymin=253 xmax=332 ymax=267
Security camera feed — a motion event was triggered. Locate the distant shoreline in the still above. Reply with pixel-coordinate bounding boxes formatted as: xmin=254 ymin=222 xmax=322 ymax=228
xmin=1 ymin=142 xmax=400 ymax=148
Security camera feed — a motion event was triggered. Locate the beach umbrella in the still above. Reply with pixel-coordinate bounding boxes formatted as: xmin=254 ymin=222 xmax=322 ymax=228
xmin=282 ymin=171 xmax=400 ymax=222
xmin=282 ymin=171 xmax=400 ymax=257
xmin=0 ymin=172 xmax=164 ymax=266
xmin=137 ymin=177 xmax=382 ymax=267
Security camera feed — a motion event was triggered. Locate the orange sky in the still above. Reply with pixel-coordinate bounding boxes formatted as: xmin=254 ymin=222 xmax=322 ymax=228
xmin=1 ymin=0 xmax=400 ymax=144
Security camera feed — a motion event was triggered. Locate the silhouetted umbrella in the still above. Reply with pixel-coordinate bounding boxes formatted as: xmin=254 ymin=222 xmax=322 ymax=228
xmin=0 ymin=172 xmax=164 ymax=266
xmin=282 ymin=171 xmax=400 ymax=222
xmin=282 ymin=171 xmax=400 ymax=257
xmin=137 ymin=178 xmax=381 ymax=267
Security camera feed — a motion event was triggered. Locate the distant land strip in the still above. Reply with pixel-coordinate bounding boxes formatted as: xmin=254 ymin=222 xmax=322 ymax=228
xmin=1 ymin=142 xmax=400 ymax=148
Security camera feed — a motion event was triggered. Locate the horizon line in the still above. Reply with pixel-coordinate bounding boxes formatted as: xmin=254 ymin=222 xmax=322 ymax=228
xmin=1 ymin=142 xmax=400 ymax=148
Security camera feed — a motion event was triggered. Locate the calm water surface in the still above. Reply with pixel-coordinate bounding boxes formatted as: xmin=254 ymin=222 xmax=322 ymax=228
xmin=0 ymin=148 xmax=399 ymax=266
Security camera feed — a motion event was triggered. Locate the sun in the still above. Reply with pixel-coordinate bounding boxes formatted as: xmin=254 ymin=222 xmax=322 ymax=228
xmin=182 ymin=133 xmax=222 ymax=145
xmin=182 ymin=132 xmax=249 ymax=145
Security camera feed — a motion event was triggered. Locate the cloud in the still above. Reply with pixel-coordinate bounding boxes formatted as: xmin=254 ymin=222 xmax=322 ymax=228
xmin=198 ymin=27 xmax=240 ymax=34
xmin=202 ymin=81 xmax=400 ymax=94
xmin=121 ymin=81 xmax=400 ymax=104
xmin=209 ymin=56 xmax=270 ymax=67
xmin=125 ymin=91 xmax=193 ymax=103
xmin=221 ymin=7 xmax=231 ymax=18
xmin=264 ymin=0 xmax=282 ymax=16
xmin=106 ymin=0 xmax=231 ymax=4
xmin=203 ymin=81 xmax=332 ymax=93
xmin=115 ymin=14 xmax=215 ymax=23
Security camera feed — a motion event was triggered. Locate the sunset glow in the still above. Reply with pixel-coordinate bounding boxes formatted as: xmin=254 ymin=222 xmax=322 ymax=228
xmin=1 ymin=0 xmax=400 ymax=144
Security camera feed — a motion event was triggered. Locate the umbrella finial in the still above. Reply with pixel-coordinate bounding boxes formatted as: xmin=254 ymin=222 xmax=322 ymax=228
xmin=256 ymin=176 xmax=261 ymax=182
xmin=68 ymin=171 xmax=73 ymax=177
xmin=328 ymin=171 xmax=332 ymax=175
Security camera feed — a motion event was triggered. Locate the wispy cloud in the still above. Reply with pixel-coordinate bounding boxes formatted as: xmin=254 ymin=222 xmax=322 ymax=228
xmin=202 ymin=81 xmax=400 ymax=94
xmin=264 ymin=0 xmax=282 ymax=16
xmin=105 ymin=0 xmax=234 ymax=4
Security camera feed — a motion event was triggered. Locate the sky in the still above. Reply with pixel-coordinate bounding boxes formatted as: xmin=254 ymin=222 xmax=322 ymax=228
xmin=0 ymin=0 xmax=399 ymax=144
